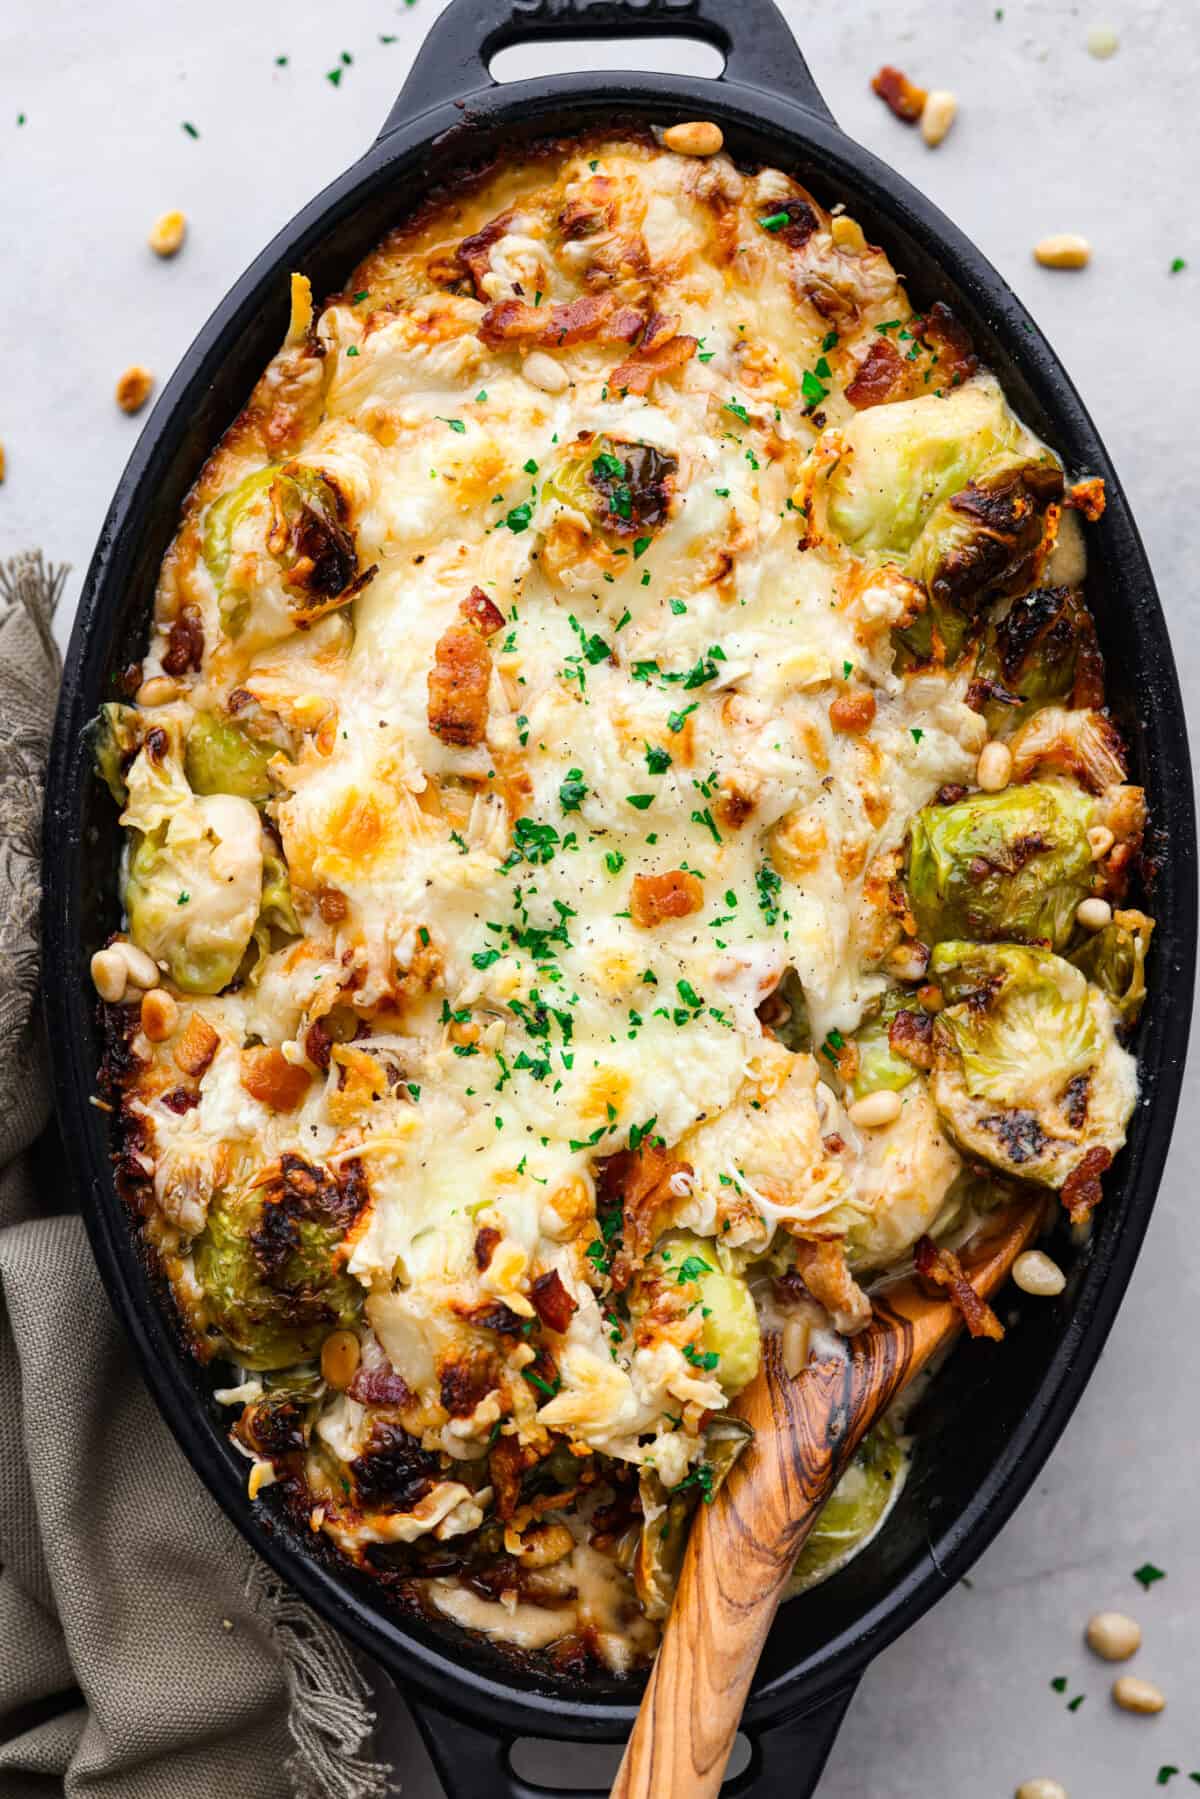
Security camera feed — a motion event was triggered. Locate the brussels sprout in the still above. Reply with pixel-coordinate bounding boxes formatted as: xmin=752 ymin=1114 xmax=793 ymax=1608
xmin=907 ymin=458 xmax=1064 ymax=619
xmin=202 ymin=466 xmax=277 ymax=592
xmin=848 ymin=991 xmax=918 ymax=1102
xmin=789 ymin=1421 xmax=905 ymax=1592
xmin=194 ymin=1155 xmax=364 ymax=1370
xmin=124 ymin=791 xmax=263 ymax=993
xmin=907 ymin=781 xmax=1095 ymax=951
xmin=241 ymin=840 xmax=302 ymax=985
xmin=92 ymin=702 xmax=142 ymax=806
xmin=202 ymin=464 xmax=359 ymax=637
xmin=845 ymin=1080 xmax=963 ymax=1273
xmin=656 ymin=1232 xmax=761 ymax=1397
xmin=185 ymin=712 xmax=276 ymax=803
xmin=543 ymin=436 xmax=675 ymax=540
xmin=1070 ymin=909 xmax=1154 ymax=1028
xmin=634 ymin=1417 xmax=753 ymax=1619
xmin=929 ymin=940 xmax=1137 ymax=1189
xmin=972 ymin=585 xmax=1102 ymax=731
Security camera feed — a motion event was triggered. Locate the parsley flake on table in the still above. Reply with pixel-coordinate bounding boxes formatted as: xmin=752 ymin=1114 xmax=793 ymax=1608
xmin=1158 ymin=1771 xmax=1180 ymax=1788
xmin=1134 ymin=1561 xmax=1166 ymax=1589
xmin=1066 ymin=1694 xmax=1085 ymax=1713
xmin=325 ymin=68 xmax=343 ymax=86
xmin=1170 ymin=257 xmax=1187 ymax=274
xmin=181 ymin=121 xmax=199 ymax=137
xmin=1050 ymin=1676 xmax=1067 ymax=1693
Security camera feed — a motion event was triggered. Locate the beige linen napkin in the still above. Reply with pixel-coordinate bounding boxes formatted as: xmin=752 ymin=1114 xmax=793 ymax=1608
xmin=0 ymin=553 xmax=391 ymax=1799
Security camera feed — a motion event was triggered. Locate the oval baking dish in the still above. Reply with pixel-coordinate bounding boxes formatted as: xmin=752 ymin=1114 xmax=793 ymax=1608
xmin=42 ymin=2 xmax=1196 ymax=1793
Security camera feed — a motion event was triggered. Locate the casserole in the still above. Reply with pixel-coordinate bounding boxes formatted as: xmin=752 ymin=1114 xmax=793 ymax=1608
xmin=42 ymin=2 xmax=1196 ymax=1793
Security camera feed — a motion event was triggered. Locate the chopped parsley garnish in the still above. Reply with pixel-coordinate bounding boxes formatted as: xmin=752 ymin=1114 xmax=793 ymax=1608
xmin=1170 ymin=257 xmax=1187 ymax=274
xmin=345 ymin=345 xmax=360 ymax=356
xmin=176 ymin=891 xmax=190 ymax=906
xmin=758 ymin=210 xmax=791 ymax=232
xmin=605 ymin=849 xmax=626 ymax=875
xmin=645 ymin=744 xmax=672 ymax=774
xmin=675 ymin=1254 xmax=713 ymax=1285
xmin=633 ymin=535 xmax=652 ymax=559
xmin=524 ymin=457 xmax=539 ymax=473
xmin=755 ymin=862 xmax=781 ymax=925
xmin=691 ymin=806 xmax=721 ymax=845
xmin=437 ymin=416 xmax=466 ymax=433
xmin=821 ymin=329 xmax=839 ymax=351
xmin=628 ymin=1116 xmax=658 ymax=1151
xmin=523 ymin=1369 xmax=561 ymax=1399
xmin=626 ymin=793 xmax=654 ymax=812
xmin=820 ymin=1028 xmax=846 ymax=1065
xmin=723 ymin=396 xmax=751 ymax=424
xmin=504 ymin=501 xmax=533 ymax=533
xmin=683 ymin=1343 xmax=719 ymax=1372
xmin=510 ymin=817 xmax=560 ymax=865
xmin=801 ymin=368 xmax=828 ymax=407
xmin=568 ymin=614 xmax=612 ymax=665
xmin=669 ymin=598 xmax=688 ymax=615
xmin=406 ymin=1083 xmax=420 ymax=1102
xmin=352 ymin=289 xmax=369 ymax=303
xmin=472 ymin=948 xmax=501 ymax=970
xmin=910 ymin=727 xmax=924 ymax=744
xmin=558 ymin=768 xmax=588 ymax=812
xmin=671 ymin=1462 xmax=716 ymax=1503
xmin=181 ymin=121 xmax=199 ymax=137
xmin=1050 ymin=1676 xmax=1068 ymax=1693
xmin=1134 ymin=1562 xmax=1166 ymax=1589
xmin=668 ymin=703 xmax=698 ymax=734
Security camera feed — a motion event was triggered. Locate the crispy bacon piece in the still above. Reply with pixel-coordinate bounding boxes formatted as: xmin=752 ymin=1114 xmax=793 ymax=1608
xmin=829 ymin=690 xmax=877 ymax=733
xmin=478 ymin=292 xmax=645 ymax=350
xmin=438 ymin=1343 xmax=500 ymax=1418
xmin=598 ymin=1143 xmax=692 ymax=1287
xmin=351 ymin=1420 xmax=440 ymax=1511
xmin=560 ymin=189 xmax=614 ymax=239
xmin=459 ymin=585 xmax=505 ymax=637
xmin=888 ymin=1007 xmax=935 ymax=1071
xmin=489 ymin=1433 xmax=539 ymax=1521
xmin=348 ymin=1362 xmax=415 ymax=1409
xmin=456 ymin=211 xmax=514 ymax=298
xmin=919 ymin=302 xmax=979 ymax=387
xmin=530 ymin=1268 xmax=578 ymax=1333
xmin=173 ymin=1012 xmax=219 ymax=1078
xmin=474 ymin=1224 xmax=502 ymax=1270
xmin=1060 ymin=1145 xmax=1113 ymax=1224
xmin=913 ymin=1236 xmax=1005 ymax=1341
xmin=159 ymin=1084 xmax=199 ymax=1115
xmin=428 ymin=621 xmax=492 ymax=747
xmin=629 ymin=869 xmax=704 ymax=928
xmin=240 ymin=1046 xmax=311 ymax=1112
xmin=1065 ymin=476 xmax=1106 ymax=520
xmin=845 ymin=338 xmax=908 ymax=411
xmin=161 ymin=605 xmax=204 ymax=676
xmin=610 ymin=332 xmax=698 ymax=397
xmin=871 ymin=65 xmax=928 ymax=123
xmin=789 ymin=1238 xmax=872 ymax=1333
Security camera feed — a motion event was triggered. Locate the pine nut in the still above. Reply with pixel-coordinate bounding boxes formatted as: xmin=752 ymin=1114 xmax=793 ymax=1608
xmin=148 ymin=209 xmax=187 ymax=257
xmin=116 ymin=940 xmax=161 ymax=990
xmin=663 ymin=121 xmax=724 ymax=157
xmin=1077 ymin=897 xmax=1113 ymax=931
xmin=1086 ymin=24 xmax=1119 ymax=57
xmin=522 ymin=350 xmax=569 ymax=394
xmin=320 ymin=1329 xmax=361 ymax=1390
xmin=920 ymin=90 xmax=958 ymax=147
xmin=516 ymin=1522 xmax=574 ymax=1568
xmin=1086 ymin=1611 xmax=1141 ymax=1661
xmin=831 ymin=215 xmax=868 ymax=254
xmin=977 ymin=740 xmax=1013 ymax=791
xmin=1088 ymin=824 xmax=1115 ymax=860
xmin=781 ymin=1315 xmax=811 ymax=1377
xmin=140 ymin=988 xmax=179 ymax=1042
xmin=116 ymin=365 xmax=155 ymax=414
xmin=0 ymin=443 xmax=6 ymax=483
xmin=1034 ymin=234 xmax=1091 ymax=270
xmin=1112 ymin=1675 xmax=1165 ymax=1714
xmin=886 ymin=941 xmax=930 ymax=983
xmin=1012 ymin=1250 xmax=1066 ymax=1297
xmin=91 ymin=949 xmax=128 ymax=1003
xmin=917 ymin=983 xmax=943 ymax=1013
xmin=135 ymin=674 xmax=181 ymax=706
xmin=848 ymin=1088 xmax=903 ymax=1129
xmin=1016 ymin=1783 xmax=1067 ymax=1799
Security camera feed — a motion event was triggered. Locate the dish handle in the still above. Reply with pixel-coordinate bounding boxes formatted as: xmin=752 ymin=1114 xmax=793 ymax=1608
xmin=378 ymin=0 xmax=834 ymax=138
xmin=406 ymin=1679 xmax=858 ymax=1798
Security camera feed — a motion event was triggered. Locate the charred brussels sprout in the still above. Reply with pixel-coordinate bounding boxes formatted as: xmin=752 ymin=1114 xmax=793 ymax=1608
xmin=544 ymin=435 xmax=675 ymax=540
xmin=92 ymin=702 xmax=142 ymax=805
xmin=929 ymin=940 xmax=1137 ymax=1189
xmin=790 ymin=1422 xmax=905 ymax=1591
xmin=655 ymin=1232 xmax=760 ymax=1397
xmin=202 ymin=463 xmax=360 ymax=637
xmin=185 ymin=712 xmax=276 ymax=804
xmin=972 ymin=585 xmax=1103 ymax=731
xmin=1070 ymin=909 xmax=1154 ymax=1028
xmin=194 ymin=1155 xmax=365 ymax=1369
xmin=848 ymin=991 xmax=918 ymax=1101
xmin=907 ymin=781 xmax=1095 ymax=951
xmin=634 ymin=1416 xmax=752 ymax=1619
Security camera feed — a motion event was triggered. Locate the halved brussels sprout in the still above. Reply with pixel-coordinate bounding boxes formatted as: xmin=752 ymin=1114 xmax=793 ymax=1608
xmin=92 ymin=702 xmax=142 ymax=806
xmin=185 ymin=712 xmax=276 ymax=804
xmin=655 ymin=1232 xmax=761 ymax=1397
xmin=1070 ymin=908 xmax=1154 ymax=1028
xmin=124 ymin=790 xmax=264 ymax=994
xmin=194 ymin=1156 xmax=364 ymax=1370
xmin=972 ymin=585 xmax=1102 ymax=731
xmin=635 ymin=1416 xmax=753 ymax=1619
xmin=789 ymin=1421 xmax=905 ymax=1592
xmin=543 ymin=435 xmax=675 ymax=540
xmin=907 ymin=781 xmax=1095 ymax=951
xmin=929 ymin=940 xmax=1137 ymax=1189
xmin=202 ymin=464 xmax=359 ymax=637
xmin=845 ymin=1080 xmax=962 ymax=1273
xmin=848 ymin=991 xmax=918 ymax=1102
xmin=242 ymin=840 xmax=302 ymax=985
xmin=907 ymin=458 xmax=1064 ymax=620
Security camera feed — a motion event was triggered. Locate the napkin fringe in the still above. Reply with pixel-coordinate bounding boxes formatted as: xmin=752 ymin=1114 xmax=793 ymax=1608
xmin=246 ymin=1557 xmax=392 ymax=1799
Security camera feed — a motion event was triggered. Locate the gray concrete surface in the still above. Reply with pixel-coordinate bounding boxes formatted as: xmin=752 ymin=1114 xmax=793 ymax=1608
xmin=4 ymin=0 xmax=1198 ymax=1792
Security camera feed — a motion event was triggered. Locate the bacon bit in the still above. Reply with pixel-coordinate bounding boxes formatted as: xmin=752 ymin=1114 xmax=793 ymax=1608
xmin=919 ymin=302 xmax=978 ymax=386
xmin=888 ymin=1007 xmax=935 ymax=1071
xmin=456 ymin=211 xmax=514 ymax=298
xmin=845 ymin=338 xmax=909 ymax=410
xmin=240 ymin=1047 xmax=311 ymax=1112
xmin=789 ymin=1238 xmax=872 ymax=1333
xmin=428 ymin=621 xmax=492 ymax=747
xmin=598 ymin=1144 xmax=692 ymax=1287
xmin=629 ymin=869 xmax=705 ymax=928
xmin=159 ymin=1084 xmax=199 ymax=1114
xmin=913 ymin=1235 xmax=1005 ymax=1340
xmin=490 ymin=1434 xmax=539 ymax=1521
xmin=1065 ymin=476 xmax=1106 ymax=521
xmin=315 ymin=885 xmax=348 ymax=924
xmin=1060 ymin=1145 xmax=1113 ymax=1224
xmin=822 ymin=1131 xmax=846 ymax=1154
xmin=303 ymin=1018 xmax=332 ymax=1071
xmin=559 ymin=191 xmax=614 ymax=239
xmin=937 ymin=782 xmax=969 ymax=806
xmin=716 ymin=779 xmax=757 ymax=831
xmin=459 ymin=585 xmax=505 ymax=637
xmin=530 ymin=1269 xmax=578 ymax=1333
xmin=173 ymin=1012 xmax=219 ymax=1078
xmin=871 ymin=65 xmax=928 ymax=123
xmin=161 ymin=606 xmax=204 ymax=676
xmin=438 ymin=1343 xmax=500 ymax=1418
xmin=478 ymin=292 xmax=645 ymax=350
xmin=829 ymin=690 xmax=877 ymax=733
xmin=474 ymin=1224 xmax=502 ymax=1270
xmin=609 ymin=332 xmax=697 ymax=397
xmin=347 ymin=1362 xmax=414 ymax=1409
xmin=770 ymin=198 xmax=820 ymax=249
xmin=640 ymin=312 xmax=679 ymax=355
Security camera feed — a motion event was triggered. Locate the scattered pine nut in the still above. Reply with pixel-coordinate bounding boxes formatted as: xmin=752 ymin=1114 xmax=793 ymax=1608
xmin=115 ymin=940 xmax=160 ymax=990
xmin=920 ymin=90 xmax=958 ymax=147
xmin=320 ymin=1329 xmax=362 ymax=1390
xmin=1034 ymin=234 xmax=1091 ymax=270
xmin=977 ymin=740 xmax=1013 ymax=791
xmin=135 ymin=674 xmax=181 ymax=707
xmin=522 ymin=350 xmax=569 ymax=394
xmin=1012 ymin=1250 xmax=1066 ymax=1297
xmin=116 ymin=365 xmax=155 ymax=414
xmin=148 ymin=209 xmax=187 ymax=257
xmin=91 ymin=948 xmax=128 ymax=1004
xmin=831 ymin=214 xmax=869 ymax=255
xmin=140 ymin=988 xmax=179 ymax=1043
xmin=1088 ymin=824 xmax=1115 ymax=860
xmin=662 ymin=120 xmax=724 ymax=157
xmin=1086 ymin=1611 xmax=1141 ymax=1661
xmin=1112 ymin=1675 xmax=1165 ymax=1714
xmin=1016 ymin=1783 xmax=1068 ymax=1799
xmin=1077 ymin=897 xmax=1113 ymax=931
xmin=1086 ymin=24 xmax=1119 ymax=58
xmin=847 ymin=1088 xmax=903 ymax=1129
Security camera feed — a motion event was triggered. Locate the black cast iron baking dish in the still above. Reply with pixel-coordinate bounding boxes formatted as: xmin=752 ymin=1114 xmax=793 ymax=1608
xmin=41 ymin=1 xmax=1197 ymax=1793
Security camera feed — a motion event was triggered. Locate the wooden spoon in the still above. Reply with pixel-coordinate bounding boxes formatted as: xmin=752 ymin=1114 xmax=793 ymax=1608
xmin=610 ymin=1201 xmax=1042 ymax=1799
